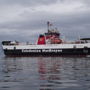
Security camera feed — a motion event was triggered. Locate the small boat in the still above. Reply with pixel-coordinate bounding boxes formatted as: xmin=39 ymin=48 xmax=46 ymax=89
xmin=1 ymin=22 xmax=90 ymax=57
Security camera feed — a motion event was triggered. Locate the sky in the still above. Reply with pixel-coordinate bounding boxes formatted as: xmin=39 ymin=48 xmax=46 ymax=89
xmin=0 ymin=0 xmax=90 ymax=42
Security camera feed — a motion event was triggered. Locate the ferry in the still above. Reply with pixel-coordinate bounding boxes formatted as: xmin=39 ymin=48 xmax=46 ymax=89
xmin=1 ymin=22 xmax=90 ymax=57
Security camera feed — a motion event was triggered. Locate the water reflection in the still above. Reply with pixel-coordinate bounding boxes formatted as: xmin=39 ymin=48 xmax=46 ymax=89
xmin=38 ymin=57 xmax=61 ymax=80
xmin=3 ymin=57 xmax=18 ymax=73
xmin=0 ymin=57 xmax=90 ymax=90
xmin=38 ymin=57 xmax=90 ymax=90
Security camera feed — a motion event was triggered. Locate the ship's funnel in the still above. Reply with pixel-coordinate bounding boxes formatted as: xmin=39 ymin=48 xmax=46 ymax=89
xmin=37 ymin=34 xmax=46 ymax=45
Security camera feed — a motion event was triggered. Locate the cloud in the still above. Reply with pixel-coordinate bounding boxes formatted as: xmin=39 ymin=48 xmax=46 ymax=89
xmin=0 ymin=0 xmax=90 ymax=42
xmin=0 ymin=0 xmax=57 ymax=6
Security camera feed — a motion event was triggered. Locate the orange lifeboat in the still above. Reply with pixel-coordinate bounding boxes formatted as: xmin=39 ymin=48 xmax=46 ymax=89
xmin=51 ymin=38 xmax=62 ymax=44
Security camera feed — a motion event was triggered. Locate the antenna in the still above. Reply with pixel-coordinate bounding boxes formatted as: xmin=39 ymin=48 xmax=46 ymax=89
xmin=77 ymin=33 xmax=81 ymax=43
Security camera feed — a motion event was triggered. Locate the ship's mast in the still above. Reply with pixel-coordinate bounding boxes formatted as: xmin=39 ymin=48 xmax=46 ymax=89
xmin=47 ymin=21 xmax=50 ymax=32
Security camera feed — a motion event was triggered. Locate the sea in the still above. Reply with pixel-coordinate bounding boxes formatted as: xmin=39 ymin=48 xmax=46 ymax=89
xmin=0 ymin=47 xmax=90 ymax=90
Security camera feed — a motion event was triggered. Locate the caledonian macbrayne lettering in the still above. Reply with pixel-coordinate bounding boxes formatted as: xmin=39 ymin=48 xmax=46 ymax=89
xmin=22 ymin=49 xmax=62 ymax=53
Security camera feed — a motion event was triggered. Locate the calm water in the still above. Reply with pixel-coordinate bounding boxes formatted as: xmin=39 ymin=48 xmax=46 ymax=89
xmin=0 ymin=54 xmax=90 ymax=90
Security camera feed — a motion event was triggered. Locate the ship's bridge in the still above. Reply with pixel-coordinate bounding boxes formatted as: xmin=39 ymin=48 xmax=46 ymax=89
xmin=45 ymin=29 xmax=60 ymax=38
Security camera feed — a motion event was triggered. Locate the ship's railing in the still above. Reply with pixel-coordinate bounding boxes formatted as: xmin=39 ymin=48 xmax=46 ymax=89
xmin=2 ymin=40 xmax=89 ymax=46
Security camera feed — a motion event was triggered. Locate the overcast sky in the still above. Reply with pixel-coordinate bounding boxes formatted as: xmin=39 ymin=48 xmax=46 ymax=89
xmin=0 ymin=0 xmax=90 ymax=42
